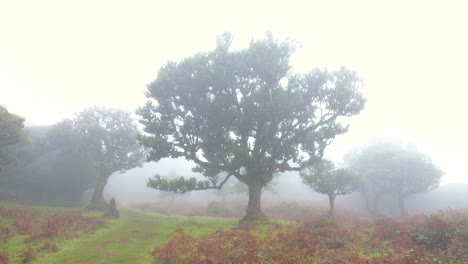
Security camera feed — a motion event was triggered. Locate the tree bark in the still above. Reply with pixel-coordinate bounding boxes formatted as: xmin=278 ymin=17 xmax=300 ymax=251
xmin=86 ymin=175 xmax=109 ymax=211
xmin=240 ymin=181 xmax=267 ymax=222
xmin=328 ymin=194 xmax=336 ymax=219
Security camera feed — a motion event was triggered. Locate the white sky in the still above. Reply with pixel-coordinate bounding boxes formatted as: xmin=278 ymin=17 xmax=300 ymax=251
xmin=1 ymin=0 xmax=467 ymax=184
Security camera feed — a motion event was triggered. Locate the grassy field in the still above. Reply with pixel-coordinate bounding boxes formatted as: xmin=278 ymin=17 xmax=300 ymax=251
xmin=0 ymin=203 xmax=238 ymax=264
xmin=40 ymin=211 xmax=238 ymax=264
xmin=1 ymin=202 xmax=467 ymax=264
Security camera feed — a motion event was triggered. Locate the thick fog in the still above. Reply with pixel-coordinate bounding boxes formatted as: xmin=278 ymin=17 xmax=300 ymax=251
xmin=1 ymin=1 xmax=467 ymax=218
xmin=102 ymin=157 xmax=467 ymax=216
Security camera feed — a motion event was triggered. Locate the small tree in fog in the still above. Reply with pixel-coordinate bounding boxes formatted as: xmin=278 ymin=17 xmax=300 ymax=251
xmin=60 ymin=106 xmax=146 ymax=211
xmin=0 ymin=105 xmax=25 ymax=171
xmin=300 ymin=159 xmax=362 ymax=219
xmin=139 ymin=33 xmax=366 ymax=222
xmin=347 ymin=142 xmax=443 ymax=216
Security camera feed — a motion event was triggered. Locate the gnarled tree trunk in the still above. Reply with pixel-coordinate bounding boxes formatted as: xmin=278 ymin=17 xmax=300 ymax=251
xmin=86 ymin=175 xmax=109 ymax=211
xmin=240 ymin=181 xmax=267 ymax=222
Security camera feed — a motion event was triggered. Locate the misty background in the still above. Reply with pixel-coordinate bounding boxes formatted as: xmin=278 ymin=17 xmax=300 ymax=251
xmin=1 ymin=1 xmax=467 ymax=215
xmin=102 ymin=158 xmax=467 ymax=216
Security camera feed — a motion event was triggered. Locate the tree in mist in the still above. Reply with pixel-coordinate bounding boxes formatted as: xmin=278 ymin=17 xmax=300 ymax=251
xmin=61 ymin=106 xmax=146 ymax=211
xmin=138 ymin=32 xmax=366 ymax=222
xmin=300 ymin=159 xmax=362 ymax=219
xmin=347 ymin=142 xmax=443 ymax=216
xmin=156 ymin=169 xmax=189 ymax=201
xmin=0 ymin=125 xmax=97 ymax=205
xmin=0 ymin=105 xmax=25 ymax=171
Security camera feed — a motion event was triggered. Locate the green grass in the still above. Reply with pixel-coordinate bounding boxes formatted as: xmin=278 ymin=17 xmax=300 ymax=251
xmin=0 ymin=203 xmax=239 ymax=264
xmin=0 ymin=201 xmax=75 ymax=211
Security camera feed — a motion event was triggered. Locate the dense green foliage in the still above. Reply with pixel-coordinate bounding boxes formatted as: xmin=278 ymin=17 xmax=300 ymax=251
xmin=347 ymin=142 xmax=443 ymax=216
xmin=300 ymin=159 xmax=362 ymax=219
xmin=0 ymin=105 xmax=25 ymax=172
xmin=139 ymin=33 xmax=366 ymax=221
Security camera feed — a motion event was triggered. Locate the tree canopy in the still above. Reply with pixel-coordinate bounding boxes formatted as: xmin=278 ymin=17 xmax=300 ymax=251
xmin=59 ymin=106 xmax=146 ymax=210
xmin=347 ymin=141 xmax=443 ymax=216
xmin=0 ymin=105 xmax=25 ymax=171
xmin=138 ymin=33 xmax=366 ymax=221
xmin=300 ymin=159 xmax=362 ymax=219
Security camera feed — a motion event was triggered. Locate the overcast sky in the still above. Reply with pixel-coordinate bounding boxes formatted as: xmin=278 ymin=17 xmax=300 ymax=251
xmin=1 ymin=0 xmax=467 ymax=184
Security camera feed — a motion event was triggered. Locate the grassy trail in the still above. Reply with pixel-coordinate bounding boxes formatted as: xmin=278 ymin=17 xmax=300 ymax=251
xmin=34 ymin=208 xmax=237 ymax=264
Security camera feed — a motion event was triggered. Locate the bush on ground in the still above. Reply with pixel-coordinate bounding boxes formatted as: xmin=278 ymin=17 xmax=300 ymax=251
xmin=152 ymin=210 xmax=468 ymax=264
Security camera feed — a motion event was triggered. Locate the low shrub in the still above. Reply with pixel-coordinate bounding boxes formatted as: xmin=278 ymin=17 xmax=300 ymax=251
xmin=373 ymin=217 xmax=405 ymax=240
xmin=8 ymin=209 xmax=38 ymax=235
xmin=151 ymin=210 xmax=468 ymax=264
xmin=0 ymin=207 xmax=106 ymax=241
xmin=0 ymin=251 xmax=8 ymax=264
xmin=40 ymin=241 xmax=59 ymax=252
xmin=305 ymin=218 xmax=339 ymax=229
xmin=411 ymin=210 xmax=467 ymax=250
xmin=37 ymin=212 xmax=106 ymax=239
xmin=20 ymin=244 xmax=36 ymax=264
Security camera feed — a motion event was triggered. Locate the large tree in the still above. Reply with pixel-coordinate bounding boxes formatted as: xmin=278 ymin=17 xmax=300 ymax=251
xmin=300 ymin=159 xmax=362 ymax=219
xmin=0 ymin=105 xmax=25 ymax=171
xmin=60 ymin=106 xmax=146 ymax=210
xmin=347 ymin=142 xmax=443 ymax=216
xmin=138 ymin=33 xmax=366 ymax=222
